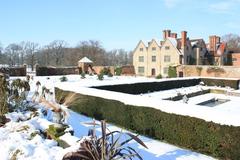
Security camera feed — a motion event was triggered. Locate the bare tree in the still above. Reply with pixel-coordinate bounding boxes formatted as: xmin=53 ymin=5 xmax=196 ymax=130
xmin=5 ymin=43 xmax=22 ymax=66
xmin=19 ymin=41 xmax=28 ymax=65
xmin=40 ymin=45 xmax=52 ymax=66
xmin=48 ymin=40 xmax=67 ymax=66
xmin=25 ymin=42 xmax=39 ymax=71
xmin=76 ymin=40 xmax=105 ymax=65
xmin=222 ymin=34 xmax=240 ymax=50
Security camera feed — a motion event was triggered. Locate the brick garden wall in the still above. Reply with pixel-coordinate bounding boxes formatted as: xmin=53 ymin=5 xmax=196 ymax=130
xmin=178 ymin=65 xmax=240 ymax=78
xmin=92 ymin=66 xmax=115 ymax=75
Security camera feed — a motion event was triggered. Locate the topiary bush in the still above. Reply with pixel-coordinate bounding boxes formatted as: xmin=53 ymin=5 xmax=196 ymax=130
xmin=114 ymin=67 xmax=122 ymax=76
xmin=60 ymin=76 xmax=68 ymax=82
xmin=156 ymin=74 xmax=162 ymax=79
xmin=107 ymin=72 xmax=113 ymax=77
xmin=81 ymin=72 xmax=86 ymax=79
xmin=168 ymin=66 xmax=177 ymax=78
xmin=97 ymin=73 xmax=104 ymax=80
xmin=100 ymin=67 xmax=111 ymax=75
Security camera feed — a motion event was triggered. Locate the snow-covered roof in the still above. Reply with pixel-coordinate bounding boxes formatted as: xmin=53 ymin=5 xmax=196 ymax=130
xmin=78 ymin=57 xmax=93 ymax=63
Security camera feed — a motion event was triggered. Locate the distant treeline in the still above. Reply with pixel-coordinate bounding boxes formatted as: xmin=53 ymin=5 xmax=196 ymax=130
xmin=0 ymin=40 xmax=133 ymax=70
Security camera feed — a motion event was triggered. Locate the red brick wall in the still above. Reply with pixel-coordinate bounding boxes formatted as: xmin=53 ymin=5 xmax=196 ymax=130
xmin=232 ymin=53 xmax=240 ymax=66
xmin=121 ymin=65 xmax=135 ymax=75
xmin=177 ymin=65 xmax=240 ymax=78
xmin=92 ymin=66 xmax=115 ymax=75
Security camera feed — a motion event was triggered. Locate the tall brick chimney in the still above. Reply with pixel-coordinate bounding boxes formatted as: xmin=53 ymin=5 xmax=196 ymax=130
xmin=181 ymin=31 xmax=187 ymax=48
xmin=166 ymin=30 xmax=171 ymax=38
xmin=171 ymin=33 xmax=177 ymax=38
xmin=209 ymin=35 xmax=219 ymax=54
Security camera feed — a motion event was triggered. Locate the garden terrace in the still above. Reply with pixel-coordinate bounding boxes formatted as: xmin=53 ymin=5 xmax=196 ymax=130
xmin=54 ymin=76 xmax=240 ymax=160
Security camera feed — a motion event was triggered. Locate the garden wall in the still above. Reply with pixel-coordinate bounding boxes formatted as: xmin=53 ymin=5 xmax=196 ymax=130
xmin=36 ymin=66 xmax=79 ymax=76
xmin=179 ymin=65 xmax=240 ymax=78
xmin=0 ymin=66 xmax=26 ymax=76
xmin=55 ymin=87 xmax=240 ymax=160
xmin=121 ymin=65 xmax=135 ymax=75
xmin=92 ymin=66 xmax=115 ymax=75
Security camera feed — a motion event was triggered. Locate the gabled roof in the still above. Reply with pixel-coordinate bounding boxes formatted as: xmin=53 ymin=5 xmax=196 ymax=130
xmin=162 ymin=37 xmax=183 ymax=55
xmin=79 ymin=57 xmax=93 ymax=63
xmin=147 ymin=39 xmax=161 ymax=48
xmin=132 ymin=40 xmax=147 ymax=53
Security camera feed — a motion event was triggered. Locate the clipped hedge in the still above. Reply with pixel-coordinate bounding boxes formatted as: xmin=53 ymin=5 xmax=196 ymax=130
xmin=0 ymin=67 xmax=26 ymax=76
xmin=36 ymin=66 xmax=79 ymax=76
xmin=92 ymin=78 xmax=239 ymax=94
xmin=201 ymin=78 xmax=239 ymax=89
xmin=92 ymin=79 xmax=201 ymax=94
xmin=55 ymin=87 xmax=240 ymax=160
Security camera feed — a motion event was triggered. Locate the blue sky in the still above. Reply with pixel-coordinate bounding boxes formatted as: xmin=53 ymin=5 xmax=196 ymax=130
xmin=0 ymin=0 xmax=240 ymax=51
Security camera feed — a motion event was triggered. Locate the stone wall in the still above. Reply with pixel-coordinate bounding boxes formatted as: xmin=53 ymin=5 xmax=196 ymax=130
xmin=178 ymin=65 xmax=240 ymax=78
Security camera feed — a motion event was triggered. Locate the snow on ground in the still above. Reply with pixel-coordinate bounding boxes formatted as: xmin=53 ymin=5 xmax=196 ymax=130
xmin=51 ymin=75 xmax=240 ymax=126
xmin=0 ymin=74 xmax=218 ymax=160
xmin=0 ymin=110 xmax=79 ymax=160
xmin=142 ymin=85 xmax=210 ymax=99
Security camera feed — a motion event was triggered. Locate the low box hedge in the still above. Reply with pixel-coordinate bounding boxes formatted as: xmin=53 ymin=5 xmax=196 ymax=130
xmin=55 ymin=87 xmax=240 ymax=160
xmin=201 ymin=78 xmax=239 ymax=89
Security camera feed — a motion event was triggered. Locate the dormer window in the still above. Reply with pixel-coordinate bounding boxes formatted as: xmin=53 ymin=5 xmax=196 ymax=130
xmin=140 ymin=48 xmax=143 ymax=51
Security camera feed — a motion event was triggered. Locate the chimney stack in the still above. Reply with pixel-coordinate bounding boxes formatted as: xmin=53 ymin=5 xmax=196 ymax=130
xmin=171 ymin=33 xmax=177 ymax=38
xmin=209 ymin=35 xmax=219 ymax=54
xmin=163 ymin=30 xmax=167 ymax=40
xmin=166 ymin=30 xmax=171 ymax=38
xmin=181 ymin=31 xmax=187 ymax=48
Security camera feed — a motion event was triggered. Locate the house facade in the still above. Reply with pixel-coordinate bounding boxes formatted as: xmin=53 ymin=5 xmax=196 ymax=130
xmin=133 ymin=30 xmax=207 ymax=77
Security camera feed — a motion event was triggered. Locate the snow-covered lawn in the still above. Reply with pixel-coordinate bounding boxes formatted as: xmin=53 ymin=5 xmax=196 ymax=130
xmin=0 ymin=74 xmax=219 ymax=160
